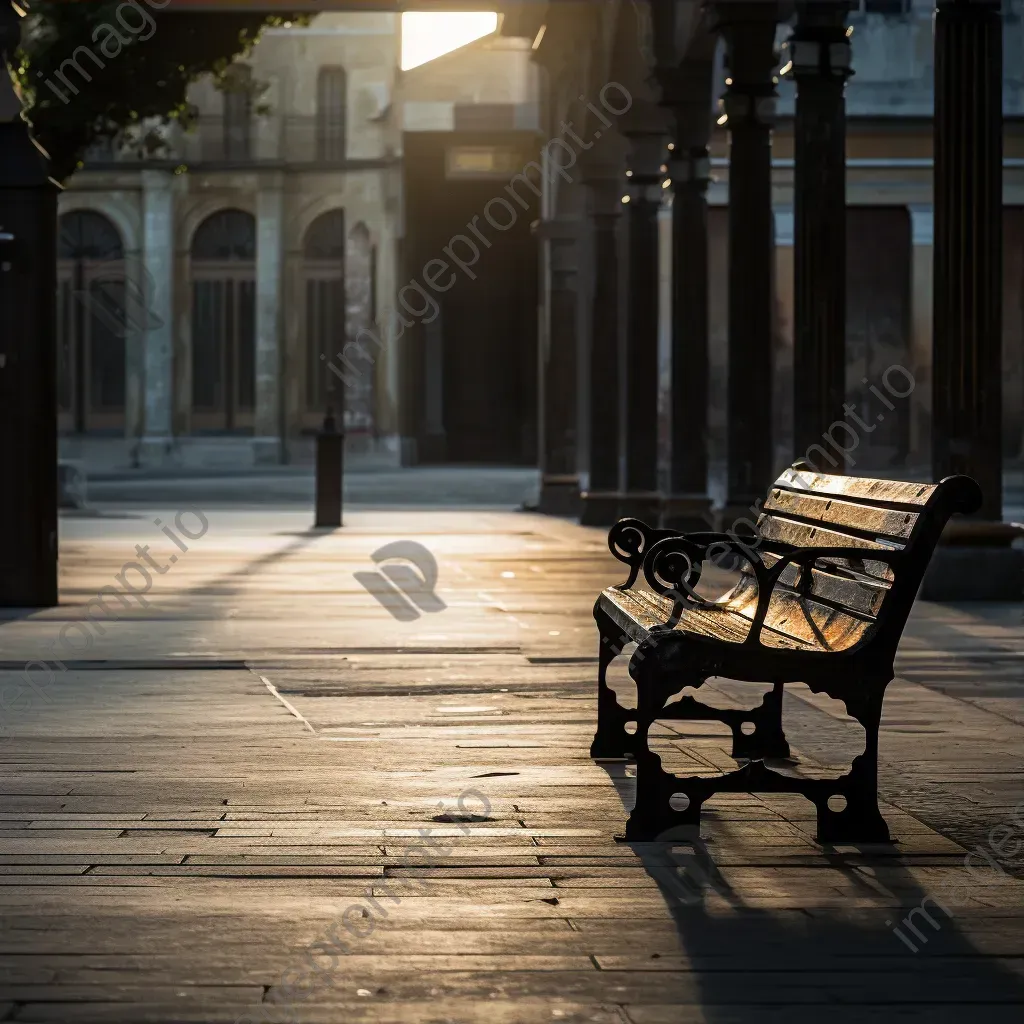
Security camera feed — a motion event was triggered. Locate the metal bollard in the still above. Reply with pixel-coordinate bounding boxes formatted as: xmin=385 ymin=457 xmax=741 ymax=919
xmin=315 ymin=407 xmax=344 ymax=528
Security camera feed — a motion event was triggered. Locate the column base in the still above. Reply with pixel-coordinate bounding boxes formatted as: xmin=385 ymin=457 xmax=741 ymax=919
xmin=661 ymin=494 xmax=714 ymax=532
xmin=617 ymin=491 xmax=662 ymax=525
xmin=57 ymin=461 xmax=88 ymax=509
xmin=537 ymin=475 xmax=581 ymax=517
xmin=418 ymin=434 xmax=447 ymax=464
xmin=920 ymin=522 xmax=1024 ymax=601
xmin=252 ymin=437 xmax=284 ymax=466
xmin=135 ymin=436 xmax=179 ymax=469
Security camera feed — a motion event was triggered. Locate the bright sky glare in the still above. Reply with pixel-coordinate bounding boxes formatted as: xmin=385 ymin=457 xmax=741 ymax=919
xmin=400 ymin=11 xmax=499 ymax=71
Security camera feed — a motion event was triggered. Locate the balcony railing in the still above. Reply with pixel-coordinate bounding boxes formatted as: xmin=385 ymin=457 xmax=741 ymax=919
xmin=178 ymin=116 xmax=353 ymax=165
xmin=82 ymin=116 xmax=375 ymax=168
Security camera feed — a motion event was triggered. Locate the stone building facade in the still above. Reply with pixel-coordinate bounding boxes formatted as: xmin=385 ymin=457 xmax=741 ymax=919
xmin=56 ymin=10 xmax=540 ymax=468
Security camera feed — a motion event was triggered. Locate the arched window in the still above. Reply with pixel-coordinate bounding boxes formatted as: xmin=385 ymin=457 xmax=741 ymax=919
xmin=316 ymin=67 xmax=347 ymax=162
xmin=191 ymin=209 xmax=257 ymax=261
xmin=303 ymin=210 xmax=345 ymax=424
xmin=190 ymin=209 xmax=257 ymax=432
xmin=57 ymin=211 xmax=126 ymax=434
xmin=222 ymin=64 xmax=253 ymax=160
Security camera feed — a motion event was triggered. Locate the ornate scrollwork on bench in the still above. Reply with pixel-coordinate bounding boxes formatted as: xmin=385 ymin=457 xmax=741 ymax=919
xmin=607 ymin=518 xmax=680 ymax=591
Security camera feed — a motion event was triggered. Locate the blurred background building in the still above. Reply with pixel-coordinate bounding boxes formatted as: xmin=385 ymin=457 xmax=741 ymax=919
xmin=54 ymin=0 xmax=1024 ymax=491
xmin=56 ymin=9 xmax=542 ymax=471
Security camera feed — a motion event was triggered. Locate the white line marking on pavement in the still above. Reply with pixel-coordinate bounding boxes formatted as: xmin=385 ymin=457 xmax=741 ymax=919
xmin=251 ymin=668 xmax=316 ymax=733
xmin=477 ymin=590 xmax=530 ymax=629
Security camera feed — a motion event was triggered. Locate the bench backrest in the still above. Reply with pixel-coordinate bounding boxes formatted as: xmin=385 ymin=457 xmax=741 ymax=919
xmin=729 ymin=466 xmax=981 ymax=657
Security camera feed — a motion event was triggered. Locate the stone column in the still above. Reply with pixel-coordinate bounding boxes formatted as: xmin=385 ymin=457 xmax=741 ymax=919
xmin=618 ymin=132 xmax=666 ymax=523
xmin=255 ymin=179 xmax=285 ymax=464
xmin=773 ymin=207 xmax=796 ymax=466
xmin=921 ymin=0 xmax=1023 ymax=601
xmin=537 ymin=221 xmax=580 ymax=516
xmin=788 ymin=1 xmax=852 ymax=462
xmin=658 ymin=62 xmax=715 ymax=528
xmin=138 ymin=169 xmax=175 ymax=465
xmin=580 ymin=177 xmax=623 ymax=526
xmin=909 ymin=205 xmax=934 ymax=475
xmin=931 ymin=0 xmax=1002 ymax=519
xmin=713 ymin=1 xmax=781 ymax=517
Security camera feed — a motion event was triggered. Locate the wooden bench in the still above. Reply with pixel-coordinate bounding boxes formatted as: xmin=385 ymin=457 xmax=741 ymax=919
xmin=591 ymin=464 xmax=982 ymax=842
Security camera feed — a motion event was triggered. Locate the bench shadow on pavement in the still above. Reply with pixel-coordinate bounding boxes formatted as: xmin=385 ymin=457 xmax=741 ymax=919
xmin=599 ymin=762 xmax=1024 ymax=1022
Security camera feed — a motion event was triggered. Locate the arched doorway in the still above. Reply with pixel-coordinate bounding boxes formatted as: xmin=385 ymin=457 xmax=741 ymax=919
xmin=190 ymin=210 xmax=256 ymax=432
xmin=302 ymin=210 xmax=345 ymax=430
xmin=57 ymin=210 xmax=126 ymax=434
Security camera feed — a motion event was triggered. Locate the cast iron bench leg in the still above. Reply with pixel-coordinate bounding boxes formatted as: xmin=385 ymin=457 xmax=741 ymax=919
xmin=729 ymin=680 xmax=791 ymax=761
xmin=814 ymin=679 xmax=892 ymax=843
xmin=623 ymin=655 xmax=706 ymax=839
xmin=590 ymin=602 xmax=635 ymax=759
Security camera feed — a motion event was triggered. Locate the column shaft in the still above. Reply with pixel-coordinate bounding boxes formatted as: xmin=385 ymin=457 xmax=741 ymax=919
xmin=619 ymin=135 xmax=665 ymax=522
xmin=255 ymin=184 xmax=285 ymax=464
xmin=658 ymin=58 xmax=716 ymax=527
xmin=580 ymin=183 xmax=622 ymax=525
xmin=715 ymin=2 xmax=780 ymax=512
xmin=140 ymin=170 xmax=174 ymax=461
xmin=538 ymin=228 xmax=580 ymax=515
xmin=790 ymin=1 xmax=851 ymax=460
xmin=909 ymin=205 xmax=934 ymax=474
xmin=932 ymin=0 xmax=1003 ymax=519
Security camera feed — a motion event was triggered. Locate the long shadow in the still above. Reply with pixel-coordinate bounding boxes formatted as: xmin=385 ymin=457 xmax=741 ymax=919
xmin=599 ymin=762 xmax=1024 ymax=1019
xmin=0 ymin=526 xmax=330 ymax=718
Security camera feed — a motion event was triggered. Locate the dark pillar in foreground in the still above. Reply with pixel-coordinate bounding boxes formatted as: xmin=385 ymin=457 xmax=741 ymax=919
xmin=580 ymin=177 xmax=623 ymax=526
xmin=789 ymin=1 xmax=851 ymax=461
xmin=932 ymin=0 xmax=1003 ymax=519
xmin=657 ymin=59 xmax=715 ymax=529
xmin=537 ymin=222 xmax=580 ymax=516
xmin=713 ymin=1 xmax=780 ymax=517
xmin=617 ymin=132 xmax=665 ymax=523
xmin=0 ymin=3 xmax=58 ymax=607
xmin=315 ymin=407 xmax=343 ymax=528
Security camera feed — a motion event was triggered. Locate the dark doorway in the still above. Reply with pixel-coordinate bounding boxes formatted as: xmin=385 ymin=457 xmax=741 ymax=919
xmin=401 ymin=132 xmax=540 ymax=465
xmin=846 ymin=206 xmax=913 ymax=471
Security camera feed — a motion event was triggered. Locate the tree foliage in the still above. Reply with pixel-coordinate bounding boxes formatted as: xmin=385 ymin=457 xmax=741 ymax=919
xmin=14 ymin=1 xmax=301 ymax=182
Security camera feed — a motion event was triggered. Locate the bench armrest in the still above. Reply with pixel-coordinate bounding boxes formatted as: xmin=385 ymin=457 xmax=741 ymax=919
xmin=643 ymin=535 xmax=779 ymax=634
xmin=607 ymin=518 xmax=685 ymax=591
xmin=642 ymin=539 xmax=902 ymax=646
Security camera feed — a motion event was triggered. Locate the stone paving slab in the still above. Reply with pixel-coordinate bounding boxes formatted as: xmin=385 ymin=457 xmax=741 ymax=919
xmin=0 ymin=509 xmax=1021 ymax=1021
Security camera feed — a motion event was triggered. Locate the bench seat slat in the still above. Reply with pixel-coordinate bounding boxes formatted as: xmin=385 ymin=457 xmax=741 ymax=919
xmin=600 ymin=584 xmax=874 ymax=654
xmin=757 ymin=514 xmax=902 ymax=553
xmin=760 ymin=553 xmax=891 ymax=616
xmin=776 ymin=467 xmax=936 ymax=509
xmin=755 ymin=516 xmax=900 ymax=586
xmin=709 ymin=578 xmax=875 ymax=653
xmin=763 ymin=488 xmax=920 ymax=542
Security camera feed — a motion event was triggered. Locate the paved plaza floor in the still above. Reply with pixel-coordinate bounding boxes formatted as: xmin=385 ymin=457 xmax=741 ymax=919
xmin=0 ymin=505 xmax=1022 ymax=1022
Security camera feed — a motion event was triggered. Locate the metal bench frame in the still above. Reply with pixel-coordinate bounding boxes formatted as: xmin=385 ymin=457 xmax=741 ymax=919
xmin=590 ymin=465 xmax=982 ymax=843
